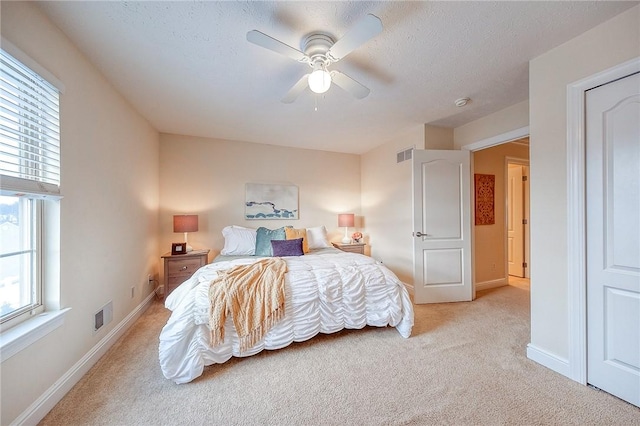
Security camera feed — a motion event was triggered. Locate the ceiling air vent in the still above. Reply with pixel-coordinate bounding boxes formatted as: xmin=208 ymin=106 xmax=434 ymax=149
xmin=396 ymin=147 xmax=414 ymax=163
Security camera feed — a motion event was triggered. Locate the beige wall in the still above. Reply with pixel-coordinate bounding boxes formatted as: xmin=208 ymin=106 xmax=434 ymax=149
xmin=472 ymin=141 xmax=529 ymax=285
xmin=1 ymin=3 xmax=160 ymax=425
xmin=454 ymin=100 xmax=529 ymax=149
xmin=361 ymin=125 xmax=425 ymax=285
xmin=424 ymin=125 xmax=454 ymax=150
xmin=159 ymin=134 xmax=360 ymax=275
xmin=528 ymin=5 xmax=640 ymax=360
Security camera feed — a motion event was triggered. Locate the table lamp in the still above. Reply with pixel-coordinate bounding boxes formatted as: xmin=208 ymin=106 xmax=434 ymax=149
xmin=338 ymin=213 xmax=355 ymax=244
xmin=173 ymin=214 xmax=198 ymax=252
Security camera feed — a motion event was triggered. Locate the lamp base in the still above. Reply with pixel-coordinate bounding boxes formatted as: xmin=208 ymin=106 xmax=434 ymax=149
xmin=184 ymin=232 xmax=193 ymax=252
xmin=341 ymin=237 xmax=352 ymax=244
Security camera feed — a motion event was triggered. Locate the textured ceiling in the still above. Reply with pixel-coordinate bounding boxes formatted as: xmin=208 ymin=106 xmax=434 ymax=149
xmin=36 ymin=1 xmax=637 ymax=154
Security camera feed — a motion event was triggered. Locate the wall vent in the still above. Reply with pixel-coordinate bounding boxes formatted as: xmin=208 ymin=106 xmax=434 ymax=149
xmin=396 ymin=147 xmax=414 ymax=163
xmin=94 ymin=301 xmax=113 ymax=333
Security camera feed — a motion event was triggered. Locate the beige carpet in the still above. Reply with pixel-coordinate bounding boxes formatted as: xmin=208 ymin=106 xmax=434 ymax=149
xmin=40 ymin=285 xmax=639 ymax=425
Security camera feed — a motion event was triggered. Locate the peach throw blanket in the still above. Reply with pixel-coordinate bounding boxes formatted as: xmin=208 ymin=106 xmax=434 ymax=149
xmin=209 ymin=258 xmax=287 ymax=353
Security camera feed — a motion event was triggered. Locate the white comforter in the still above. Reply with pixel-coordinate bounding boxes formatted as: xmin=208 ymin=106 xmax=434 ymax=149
xmin=159 ymin=249 xmax=414 ymax=384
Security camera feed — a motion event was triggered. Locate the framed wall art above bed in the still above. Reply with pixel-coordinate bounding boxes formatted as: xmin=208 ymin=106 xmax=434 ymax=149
xmin=245 ymin=183 xmax=299 ymax=220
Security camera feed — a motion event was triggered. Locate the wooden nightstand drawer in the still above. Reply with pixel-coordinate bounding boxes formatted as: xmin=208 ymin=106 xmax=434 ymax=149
xmin=167 ymin=275 xmax=189 ymax=295
xmin=167 ymin=258 xmax=202 ymax=277
xmin=161 ymin=249 xmax=210 ymax=297
xmin=332 ymin=242 xmax=366 ymax=255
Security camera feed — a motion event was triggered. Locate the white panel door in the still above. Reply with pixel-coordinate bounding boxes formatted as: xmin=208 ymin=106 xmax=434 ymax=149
xmin=586 ymin=71 xmax=640 ymax=407
xmin=412 ymin=150 xmax=472 ymax=303
xmin=507 ymin=164 xmax=525 ymax=277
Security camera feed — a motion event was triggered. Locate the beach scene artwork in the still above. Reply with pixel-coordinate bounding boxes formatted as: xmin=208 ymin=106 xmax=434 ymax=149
xmin=245 ymin=183 xmax=299 ymax=220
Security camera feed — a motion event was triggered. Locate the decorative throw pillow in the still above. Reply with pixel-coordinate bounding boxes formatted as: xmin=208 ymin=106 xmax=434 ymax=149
xmin=271 ymin=238 xmax=304 ymax=257
xmin=220 ymin=225 xmax=256 ymax=255
xmin=255 ymin=226 xmax=287 ymax=256
xmin=306 ymin=225 xmax=331 ymax=249
xmin=285 ymin=227 xmax=309 ymax=253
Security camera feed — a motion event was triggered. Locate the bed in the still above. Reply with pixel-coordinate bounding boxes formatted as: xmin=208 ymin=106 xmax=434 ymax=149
xmin=158 ymin=226 xmax=414 ymax=384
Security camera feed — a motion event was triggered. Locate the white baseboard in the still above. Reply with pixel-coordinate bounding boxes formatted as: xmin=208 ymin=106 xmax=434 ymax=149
xmin=12 ymin=292 xmax=156 ymax=426
xmin=475 ymin=278 xmax=507 ymax=291
xmin=526 ymin=343 xmax=571 ymax=379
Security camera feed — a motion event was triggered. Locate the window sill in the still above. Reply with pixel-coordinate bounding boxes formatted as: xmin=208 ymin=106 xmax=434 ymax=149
xmin=0 ymin=308 xmax=71 ymax=363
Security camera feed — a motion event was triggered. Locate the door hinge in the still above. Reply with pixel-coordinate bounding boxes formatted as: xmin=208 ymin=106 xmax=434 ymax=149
xmin=523 ymin=262 xmax=528 ymax=268
xmin=522 ymin=219 xmax=528 ymax=225
xmin=522 ymin=176 xmax=528 ymax=182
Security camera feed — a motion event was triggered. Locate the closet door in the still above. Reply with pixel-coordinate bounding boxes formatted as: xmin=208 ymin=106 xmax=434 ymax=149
xmin=586 ymin=71 xmax=640 ymax=407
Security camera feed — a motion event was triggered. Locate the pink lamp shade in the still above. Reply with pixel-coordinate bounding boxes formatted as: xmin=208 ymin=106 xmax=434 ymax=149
xmin=173 ymin=215 xmax=198 ymax=252
xmin=173 ymin=215 xmax=198 ymax=233
xmin=338 ymin=213 xmax=355 ymax=227
xmin=338 ymin=213 xmax=355 ymax=244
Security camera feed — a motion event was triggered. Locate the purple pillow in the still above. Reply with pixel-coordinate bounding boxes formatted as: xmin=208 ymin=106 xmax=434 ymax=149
xmin=271 ymin=238 xmax=304 ymax=257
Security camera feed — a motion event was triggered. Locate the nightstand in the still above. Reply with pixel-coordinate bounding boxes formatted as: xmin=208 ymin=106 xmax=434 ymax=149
xmin=161 ymin=249 xmax=210 ymax=297
xmin=332 ymin=242 xmax=366 ymax=255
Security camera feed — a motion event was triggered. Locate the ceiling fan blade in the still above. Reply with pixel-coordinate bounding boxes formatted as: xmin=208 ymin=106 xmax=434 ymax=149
xmin=327 ymin=14 xmax=383 ymax=61
xmin=330 ymin=71 xmax=370 ymax=99
xmin=247 ymin=30 xmax=308 ymax=63
xmin=281 ymin=74 xmax=310 ymax=103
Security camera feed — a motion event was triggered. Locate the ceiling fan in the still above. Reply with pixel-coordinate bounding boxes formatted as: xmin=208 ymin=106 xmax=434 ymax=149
xmin=246 ymin=14 xmax=383 ymax=103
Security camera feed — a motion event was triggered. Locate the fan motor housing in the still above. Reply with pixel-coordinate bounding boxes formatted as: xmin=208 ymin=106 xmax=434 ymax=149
xmin=302 ymin=32 xmax=334 ymax=64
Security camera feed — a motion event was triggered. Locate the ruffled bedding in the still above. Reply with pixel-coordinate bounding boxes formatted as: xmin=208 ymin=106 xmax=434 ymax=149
xmin=159 ymin=248 xmax=414 ymax=384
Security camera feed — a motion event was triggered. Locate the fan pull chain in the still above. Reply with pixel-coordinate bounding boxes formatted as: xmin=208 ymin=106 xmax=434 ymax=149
xmin=314 ymin=95 xmax=318 ymax=112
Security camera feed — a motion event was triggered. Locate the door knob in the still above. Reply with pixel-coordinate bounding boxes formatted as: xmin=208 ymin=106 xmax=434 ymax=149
xmin=413 ymin=231 xmax=430 ymax=237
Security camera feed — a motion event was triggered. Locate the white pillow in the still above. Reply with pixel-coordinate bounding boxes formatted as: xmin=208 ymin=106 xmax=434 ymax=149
xmin=306 ymin=226 xmax=331 ymax=249
xmin=221 ymin=225 xmax=256 ymax=255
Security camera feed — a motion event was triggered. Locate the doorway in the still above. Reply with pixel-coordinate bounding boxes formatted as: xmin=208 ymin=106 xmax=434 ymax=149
xmin=507 ymin=160 xmax=530 ymax=280
xmin=470 ymin=138 xmax=530 ymax=291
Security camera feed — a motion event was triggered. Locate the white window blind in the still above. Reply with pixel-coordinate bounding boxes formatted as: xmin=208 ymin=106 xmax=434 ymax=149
xmin=0 ymin=48 xmax=60 ymax=197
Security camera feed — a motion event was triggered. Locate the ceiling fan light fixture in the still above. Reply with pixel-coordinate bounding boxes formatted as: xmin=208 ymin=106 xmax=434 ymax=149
xmin=308 ymin=67 xmax=331 ymax=94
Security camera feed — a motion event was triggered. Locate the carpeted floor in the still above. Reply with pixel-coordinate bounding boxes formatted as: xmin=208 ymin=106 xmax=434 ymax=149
xmin=39 ymin=285 xmax=639 ymax=425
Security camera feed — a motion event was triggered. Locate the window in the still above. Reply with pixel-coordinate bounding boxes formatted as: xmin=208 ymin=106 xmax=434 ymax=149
xmin=0 ymin=44 xmax=61 ymax=329
xmin=0 ymin=196 xmax=41 ymax=323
